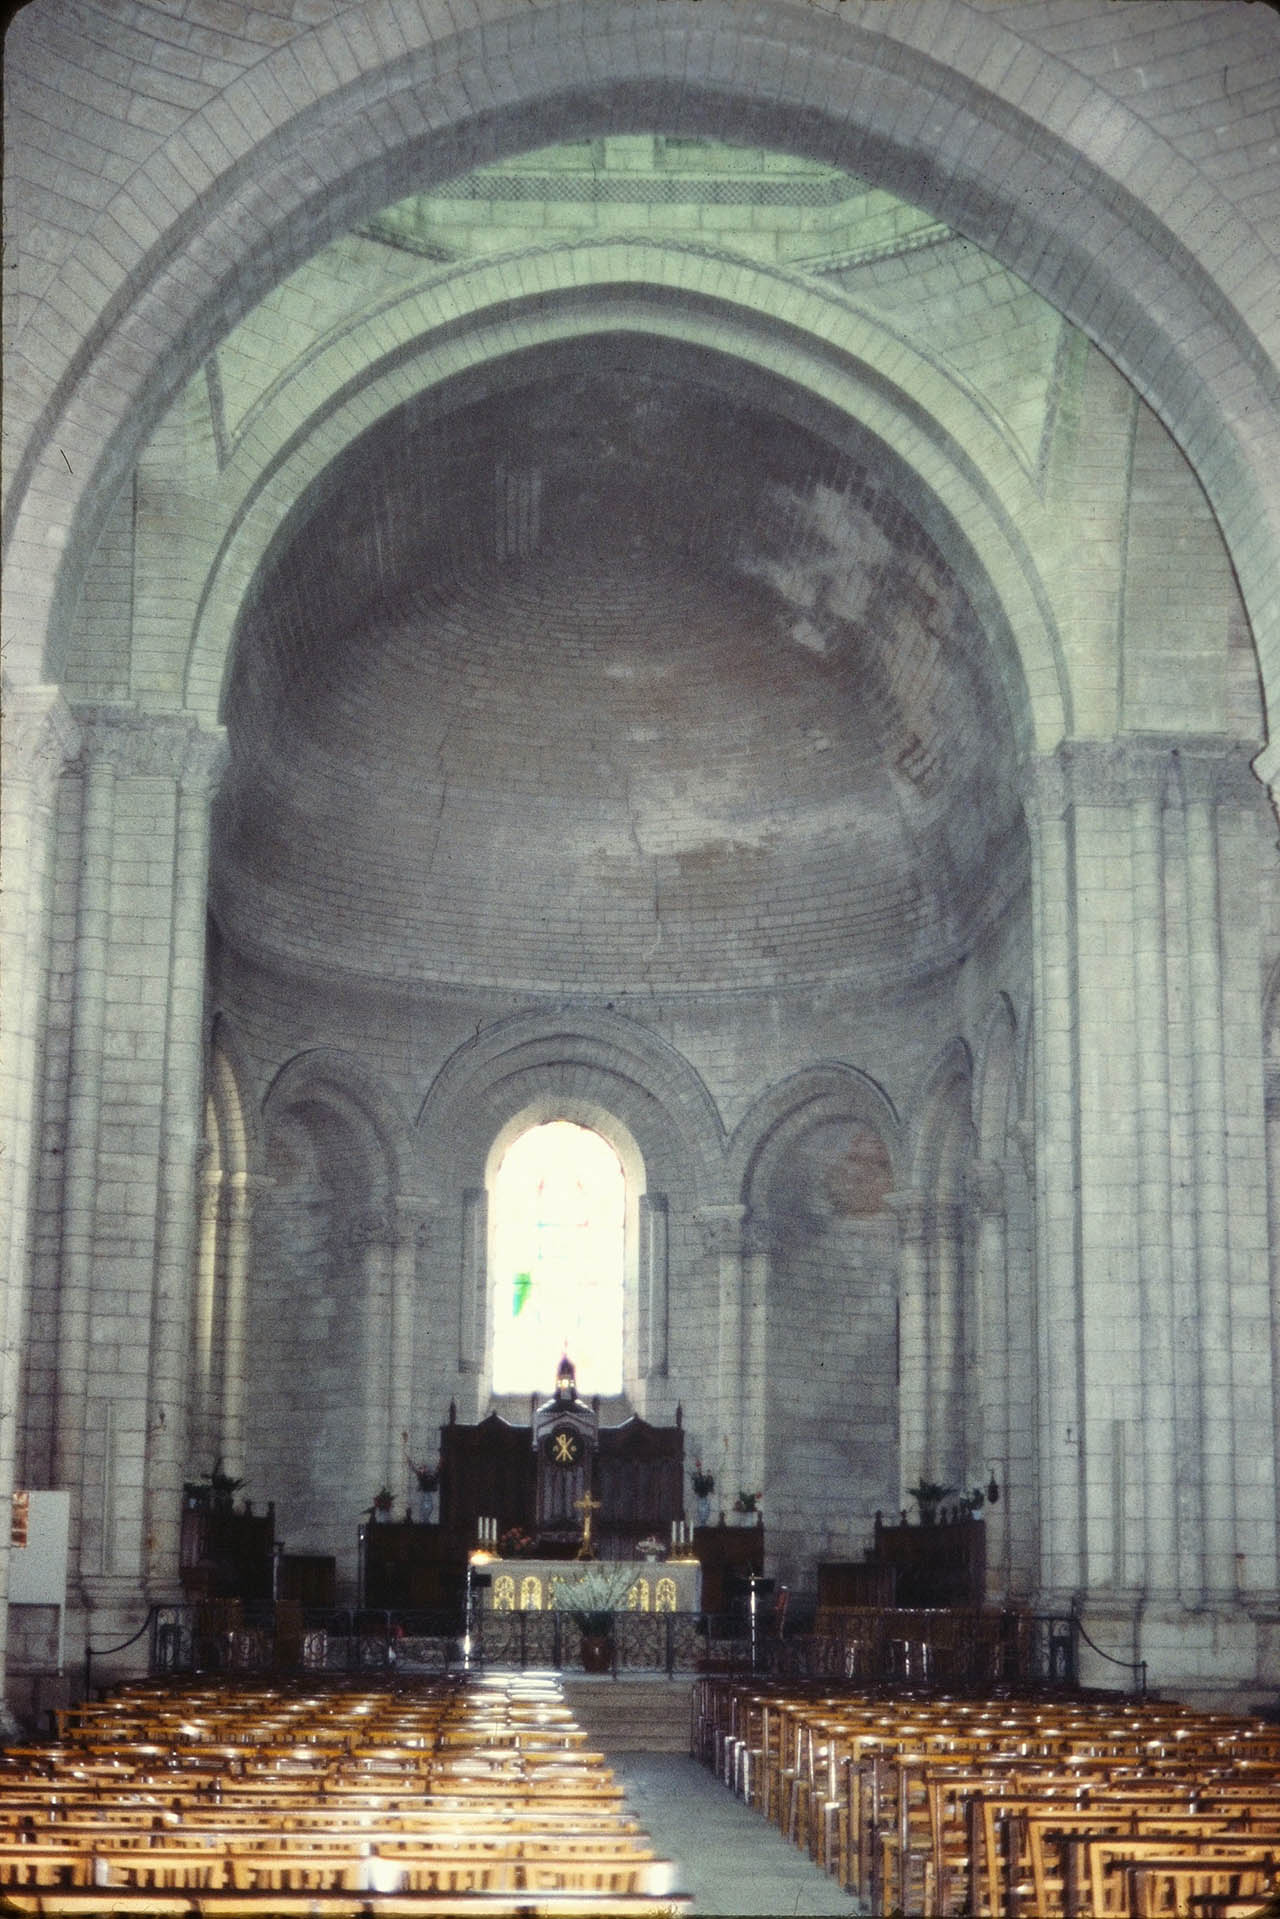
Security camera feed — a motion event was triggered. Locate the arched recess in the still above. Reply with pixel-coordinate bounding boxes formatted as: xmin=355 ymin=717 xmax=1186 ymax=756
xmin=8 ymin=3 xmax=1278 ymax=739
xmin=414 ymin=1010 xmax=727 ymax=1433
xmin=249 ymin=1051 xmax=418 ymax=1579
xmin=187 ymin=267 xmax=1063 ymax=750
xmin=732 ymin=1064 xmax=902 ymax=1593
xmin=897 ymin=1040 xmax=978 ymax=1500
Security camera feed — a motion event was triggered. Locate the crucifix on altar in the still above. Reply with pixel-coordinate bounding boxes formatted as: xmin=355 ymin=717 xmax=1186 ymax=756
xmin=573 ymin=1490 xmax=602 ymax=1560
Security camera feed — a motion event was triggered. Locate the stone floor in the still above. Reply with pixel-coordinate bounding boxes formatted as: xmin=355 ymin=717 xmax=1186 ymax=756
xmin=607 ymin=1749 xmax=867 ymax=1915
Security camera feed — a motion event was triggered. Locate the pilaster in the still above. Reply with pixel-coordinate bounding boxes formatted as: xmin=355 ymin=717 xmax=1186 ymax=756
xmin=388 ymin=1197 xmax=435 ymax=1491
xmin=697 ymin=1203 xmax=750 ymax=1511
xmin=887 ymin=1190 xmax=931 ymax=1510
xmin=142 ymin=722 xmax=229 ymax=1593
xmin=0 ymin=685 xmax=80 ymax=1720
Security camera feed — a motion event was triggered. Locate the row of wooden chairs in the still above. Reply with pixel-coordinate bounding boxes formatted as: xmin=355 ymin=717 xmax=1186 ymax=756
xmin=693 ymin=1676 xmax=1280 ymax=1916
xmin=0 ymin=1672 xmax=687 ymax=1916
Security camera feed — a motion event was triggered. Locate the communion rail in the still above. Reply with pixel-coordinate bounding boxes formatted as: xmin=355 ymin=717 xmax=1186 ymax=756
xmin=124 ymin=1603 xmax=1081 ymax=1691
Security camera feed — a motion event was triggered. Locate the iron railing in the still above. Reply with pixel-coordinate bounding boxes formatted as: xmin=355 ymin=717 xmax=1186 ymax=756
xmin=123 ymin=1601 xmax=1085 ymax=1690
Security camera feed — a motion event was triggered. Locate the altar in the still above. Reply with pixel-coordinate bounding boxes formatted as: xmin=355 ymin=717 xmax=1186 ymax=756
xmin=480 ymin=1557 xmax=701 ymax=1614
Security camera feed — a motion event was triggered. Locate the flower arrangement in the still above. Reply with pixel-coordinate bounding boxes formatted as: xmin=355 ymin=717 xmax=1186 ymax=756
xmin=906 ymin=1479 xmax=955 ymax=1523
xmin=733 ymin=1489 xmax=762 ymax=1515
xmin=498 ymin=1526 xmax=539 ymax=1558
xmin=368 ymin=1485 xmax=395 ymax=1517
xmin=637 ymin=1535 xmax=666 ymax=1561
xmin=690 ymin=1459 xmax=715 ymax=1498
xmin=551 ymin=1564 xmax=635 ymax=1637
xmin=402 ymin=1433 xmax=440 ymax=1492
xmin=189 ymin=1458 xmax=245 ymax=1509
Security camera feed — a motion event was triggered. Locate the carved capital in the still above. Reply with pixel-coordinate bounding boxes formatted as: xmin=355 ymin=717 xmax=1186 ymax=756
xmin=75 ymin=705 xmax=227 ymax=786
xmin=967 ymin=1160 xmax=1005 ymax=1216
xmin=394 ymin=1194 xmax=438 ymax=1251
xmin=695 ymin=1204 xmax=749 ymax=1258
xmin=347 ymin=1209 xmax=396 ymax=1253
xmin=1 ymin=682 xmax=80 ymax=791
xmin=884 ymin=1189 xmax=931 ymax=1243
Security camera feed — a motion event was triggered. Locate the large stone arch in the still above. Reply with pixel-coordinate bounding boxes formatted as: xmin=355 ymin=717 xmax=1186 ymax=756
xmin=187 ymin=261 xmax=1065 ymax=745
xmin=7 ymin=3 xmax=1277 ymax=736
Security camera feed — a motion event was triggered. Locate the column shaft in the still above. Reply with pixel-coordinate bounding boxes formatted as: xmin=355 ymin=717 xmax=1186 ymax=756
xmin=192 ymin=1162 xmax=222 ymax=1463
xmin=0 ymin=692 xmax=78 ymax=1719
xmin=1025 ymin=759 xmax=1084 ymax=1599
xmin=1130 ymin=792 xmax=1178 ymax=1594
xmin=54 ymin=756 xmax=117 ymax=1571
xmin=891 ymin=1193 xmax=930 ymax=1507
xmin=144 ymin=744 xmax=225 ymax=1590
xmin=218 ymin=1174 xmax=264 ymax=1483
xmin=1185 ymin=794 xmax=1235 ymax=1600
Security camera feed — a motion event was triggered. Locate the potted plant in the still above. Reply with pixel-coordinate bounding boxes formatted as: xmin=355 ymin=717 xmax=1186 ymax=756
xmin=732 ymin=1489 xmax=762 ymax=1522
xmin=368 ymin=1485 xmax=395 ymax=1524
xmin=552 ymin=1564 xmax=635 ymax=1672
xmin=403 ymin=1435 xmax=440 ymax=1523
xmin=690 ymin=1459 xmax=715 ymax=1527
xmin=906 ymin=1479 xmax=955 ymax=1525
xmin=202 ymin=1458 xmax=244 ymax=1511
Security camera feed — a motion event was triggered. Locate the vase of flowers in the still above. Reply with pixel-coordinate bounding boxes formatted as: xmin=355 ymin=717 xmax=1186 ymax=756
xmin=906 ymin=1479 xmax=955 ymax=1526
xmin=200 ymin=1458 xmax=244 ymax=1512
xmin=369 ymin=1486 xmax=395 ymax=1523
xmin=690 ymin=1459 xmax=715 ymax=1529
xmin=552 ymin=1564 xmax=634 ymax=1671
xmin=403 ymin=1435 xmax=441 ymax=1523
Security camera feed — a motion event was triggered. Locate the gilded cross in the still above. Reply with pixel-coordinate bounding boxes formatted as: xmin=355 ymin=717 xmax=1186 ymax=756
xmin=573 ymin=1489 xmax=602 ymax=1559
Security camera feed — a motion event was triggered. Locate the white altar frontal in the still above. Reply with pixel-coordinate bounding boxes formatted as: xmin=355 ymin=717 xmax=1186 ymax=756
xmin=480 ymin=1558 xmax=701 ymax=1614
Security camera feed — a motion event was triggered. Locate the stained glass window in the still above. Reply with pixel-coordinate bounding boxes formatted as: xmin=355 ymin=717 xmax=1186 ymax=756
xmin=491 ymin=1120 xmax=624 ymax=1393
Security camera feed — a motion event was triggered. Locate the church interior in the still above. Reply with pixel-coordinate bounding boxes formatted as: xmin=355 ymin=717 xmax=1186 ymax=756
xmin=4 ymin=0 xmax=1280 ymax=1907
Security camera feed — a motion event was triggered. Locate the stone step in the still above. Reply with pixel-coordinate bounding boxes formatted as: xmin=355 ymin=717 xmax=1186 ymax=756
xmin=561 ymin=1676 xmax=695 ymax=1753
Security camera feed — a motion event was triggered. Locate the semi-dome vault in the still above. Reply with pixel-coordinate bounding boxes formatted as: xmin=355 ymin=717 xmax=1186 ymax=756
xmin=193 ymin=136 xmax=1054 ymax=998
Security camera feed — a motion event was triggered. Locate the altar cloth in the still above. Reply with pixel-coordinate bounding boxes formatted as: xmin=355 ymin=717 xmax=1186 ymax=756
xmin=479 ymin=1557 xmax=701 ymax=1613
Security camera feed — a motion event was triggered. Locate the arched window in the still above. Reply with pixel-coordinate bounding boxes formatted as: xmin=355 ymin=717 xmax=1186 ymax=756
xmin=490 ymin=1120 xmax=625 ymax=1394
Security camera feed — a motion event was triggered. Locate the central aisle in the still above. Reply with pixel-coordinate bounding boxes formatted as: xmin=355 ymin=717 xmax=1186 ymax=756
xmin=608 ymin=1751 xmax=867 ymax=1915
xmin=558 ymin=1675 xmax=864 ymax=1914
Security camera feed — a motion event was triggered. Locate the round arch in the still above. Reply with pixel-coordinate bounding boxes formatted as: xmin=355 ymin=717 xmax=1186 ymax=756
xmin=906 ymin=1037 xmax=977 ymax=1199
xmin=729 ymin=1062 xmax=904 ymax=1215
xmin=261 ymin=1048 xmax=416 ymax=1201
xmin=415 ymin=1008 xmax=726 ymax=1207
xmin=973 ymin=995 xmax=1020 ymax=1167
xmin=7 ymin=3 xmax=1278 ymax=738
xmin=206 ymin=1013 xmax=261 ymax=1183
xmin=187 ymin=263 xmax=1065 ymax=748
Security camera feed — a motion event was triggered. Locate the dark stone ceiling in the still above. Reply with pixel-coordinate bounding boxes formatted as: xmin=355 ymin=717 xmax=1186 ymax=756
xmin=212 ymin=345 xmax=1027 ymax=996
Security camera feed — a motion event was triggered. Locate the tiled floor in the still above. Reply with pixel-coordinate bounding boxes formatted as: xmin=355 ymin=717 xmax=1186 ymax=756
xmin=608 ymin=1750 xmax=867 ymax=1915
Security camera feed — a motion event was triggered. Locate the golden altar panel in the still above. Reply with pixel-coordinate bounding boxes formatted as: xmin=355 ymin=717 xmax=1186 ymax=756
xmin=481 ymin=1557 xmax=700 ymax=1613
